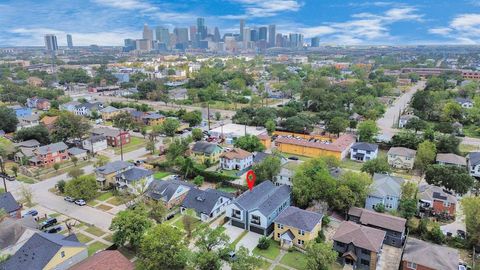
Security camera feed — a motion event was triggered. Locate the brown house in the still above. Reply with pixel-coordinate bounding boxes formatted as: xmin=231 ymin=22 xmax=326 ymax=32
xmin=402 ymin=237 xmax=459 ymax=270
xmin=71 ymin=250 xmax=134 ymax=270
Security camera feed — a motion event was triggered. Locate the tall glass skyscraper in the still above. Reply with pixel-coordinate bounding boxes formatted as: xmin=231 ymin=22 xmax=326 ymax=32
xmin=66 ymin=34 xmax=73 ymax=49
xmin=44 ymin=34 xmax=58 ymax=51
xmin=268 ymin=25 xmax=276 ymax=47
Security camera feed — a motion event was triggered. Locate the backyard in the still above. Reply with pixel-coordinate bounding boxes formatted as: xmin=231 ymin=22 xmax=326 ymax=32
xmin=154 ymin=171 xmax=171 ymax=180
xmin=113 ymin=137 xmax=147 ymax=155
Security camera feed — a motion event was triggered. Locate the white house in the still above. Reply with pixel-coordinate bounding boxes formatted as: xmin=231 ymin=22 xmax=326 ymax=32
xmin=181 ymin=188 xmax=234 ymax=222
xmin=275 ymin=161 xmax=301 ymax=187
xmin=467 ymin=152 xmax=480 ymax=178
xmin=115 ymin=167 xmax=154 ymax=195
xmin=398 ymin=115 xmax=418 ymax=128
xmin=219 ymin=148 xmax=253 ymax=171
xmin=349 ymin=142 xmax=379 ymax=162
xmin=74 ymin=102 xmax=104 ymax=117
xmin=82 ymin=135 xmax=108 ymax=154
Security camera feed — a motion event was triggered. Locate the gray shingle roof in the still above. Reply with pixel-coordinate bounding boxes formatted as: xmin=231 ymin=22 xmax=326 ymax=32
xmin=0 ymin=232 xmax=85 ymax=270
xmin=436 ymin=153 xmax=467 ymax=166
xmin=370 ymin=173 xmax=404 ymax=198
xmin=388 ymin=147 xmax=416 ymax=158
xmin=86 ymin=134 xmax=106 ymax=144
xmin=253 ymin=152 xmax=271 ymax=164
xmin=468 ymin=152 xmax=480 ymax=166
xmin=142 ymin=113 xmax=164 ymax=120
xmin=36 ymin=142 xmax=68 ymax=155
xmin=455 ymin=97 xmax=473 ymax=104
xmin=100 ymin=106 xmax=119 ymax=113
xmin=351 ymin=142 xmax=378 ymax=152
xmin=0 ymin=192 xmax=21 ymax=213
xmin=0 ymin=216 xmax=38 ymax=250
xmin=348 ymin=207 xmax=406 ymax=233
xmin=182 ymin=188 xmax=234 ymax=215
xmin=274 ymin=206 xmax=322 ymax=232
xmin=146 ymin=180 xmax=194 ymax=202
xmin=192 ymin=141 xmax=221 ymax=155
xmin=68 ymin=147 xmax=87 ymax=156
xmin=403 ymin=237 xmax=459 ymax=270
xmin=333 ymin=221 xmax=386 ymax=252
xmin=116 ymin=167 xmax=153 ymax=183
xmin=95 ymin=161 xmax=133 ymax=175
xmin=233 ymin=181 xmax=291 ymax=216
xmin=14 ymin=139 xmax=40 ymax=148
xmin=418 ymin=184 xmax=457 ymax=204
xmin=92 ymin=127 xmax=123 ymax=138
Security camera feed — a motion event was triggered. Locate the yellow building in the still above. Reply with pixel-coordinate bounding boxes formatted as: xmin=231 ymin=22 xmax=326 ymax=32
xmin=275 ymin=133 xmax=355 ymax=160
xmin=142 ymin=113 xmax=165 ymax=126
xmin=1 ymin=232 xmax=88 ymax=269
xmin=257 ymin=134 xmax=271 ymax=150
xmin=191 ymin=141 xmax=223 ymax=165
xmin=274 ymin=206 xmax=322 ymax=249
xmin=100 ymin=106 xmax=121 ymax=121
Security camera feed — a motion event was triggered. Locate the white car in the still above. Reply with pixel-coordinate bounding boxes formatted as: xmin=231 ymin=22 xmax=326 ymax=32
xmin=75 ymin=199 xmax=86 ymax=206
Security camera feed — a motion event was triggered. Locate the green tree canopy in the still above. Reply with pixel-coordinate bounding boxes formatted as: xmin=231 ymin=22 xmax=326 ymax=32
xmin=253 ymin=155 xmax=281 ymax=183
xmin=110 ymin=205 xmax=153 ymax=250
xmin=357 ymin=120 xmax=379 ymax=143
xmin=0 ymin=106 xmax=18 ymax=133
xmin=234 ymin=134 xmax=265 ymax=152
xmin=64 ymin=175 xmax=98 ymax=200
xmin=160 ymin=118 xmax=180 ymax=137
xmin=361 ymin=158 xmax=391 ymax=176
xmin=425 ymin=164 xmax=474 ymax=195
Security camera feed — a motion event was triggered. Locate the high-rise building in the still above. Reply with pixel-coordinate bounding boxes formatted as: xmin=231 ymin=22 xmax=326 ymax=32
xmin=189 ymin=26 xmax=197 ymax=42
xmin=239 ymin=19 xmax=245 ymax=41
xmin=174 ymin=28 xmax=189 ymax=45
xmin=136 ymin=39 xmax=152 ymax=51
xmin=289 ymin=33 xmax=304 ymax=48
xmin=123 ymin=39 xmax=136 ymax=52
xmin=155 ymin=26 xmax=170 ymax=46
xmin=268 ymin=24 xmax=276 ymax=47
xmin=44 ymin=34 xmax=58 ymax=52
xmin=311 ymin=37 xmax=320 ymax=47
xmin=242 ymin=28 xmax=251 ymax=48
xmin=143 ymin=24 xmax=153 ymax=40
xmin=250 ymin=29 xmax=258 ymax=42
xmin=197 ymin=18 xmax=207 ymax=40
xmin=213 ymin=27 xmax=221 ymax=42
xmin=66 ymin=34 xmax=73 ymax=49
xmin=258 ymin=27 xmax=267 ymax=41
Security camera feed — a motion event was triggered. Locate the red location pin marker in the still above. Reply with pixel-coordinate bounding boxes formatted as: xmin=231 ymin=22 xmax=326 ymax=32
xmin=246 ymin=170 xmax=256 ymax=191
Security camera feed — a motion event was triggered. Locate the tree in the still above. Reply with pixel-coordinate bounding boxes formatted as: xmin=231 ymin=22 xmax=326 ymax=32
xmin=436 ymin=134 xmax=460 ymax=154
xmin=338 ymin=171 xmax=372 ymax=207
xmin=462 ymin=196 xmax=480 ymax=247
xmin=405 ymin=118 xmax=427 ymax=133
xmin=51 ymin=111 xmax=91 ymax=142
xmin=234 ymin=135 xmax=265 ymax=152
xmin=182 ymin=215 xmax=195 ymax=238
xmin=112 ymin=111 xmax=137 ymax=131
xmin=330 ymin=185 xmax=356 ymax=213
xmin=137 ymin=224 xmax=188 ymax=270
xmin=257 ymin=236 xmax=270 ymax=250
xmin=71 ymin=156 xmax=78 ymax=166
xmin=305 ymin=242 xmax=337 ymax=270
xmin=160 ymin=118 xmax=180 ymax=137
xmin=399 ymin=199 xmax=417 ymax=219
xmin=374 ymin=203 xmax=386 ymax=213
xmin=194 ymin=251 xmax=221 ymax=270
xmin=414 ymin=140 xmax=437 ymax=173
xmin=56 ymin=180 xmax=66 ymax=193
xmin=110 ymin=205 xmax=153 ymax=249
xmin=0 ymin=106 xmax=18 ymax=133
xmin=95 ymin=155 xmax=110 ymax=167
xmin=19 ymin=184 xmax=33 ymax=207
xmin=425 ymin=165 xmax=474 ymax=195
xmin=196 ymin=224 xmax=230 ymax=252
xmin=64 ymin=175 xmax=98 ymax=200
xmin=215 ymin=112 xmax=221 ymax=121
xmin=67 ymin=168 xmax=84 ymax=179
xmin=230 ymin=246 xmax=262 ymax=270
xmin=428 ymin=223 xmax=445 ymax=244
xmin=265 ymin=120 xmax=276 ymax=135
xmin=361 ymin=158 xmax=391 ymax=176
xmin=166 ymin=138 xmax=189 ymax=164
xmin=253 ymin=155 xmax=281 ymax=183
xmin=147 ymin=200 xmax=167 ymax=223
xmin=192 ymin=128 xmax=203 ymax=141
xmin=11 ymin=165 xmax=18 ymax=177
xmin=13 ymin=125 xmax=50 ymax=145
xmin=193 ymin=175 xmax=204 ymax=186
xmin=146 ymin=140 xmax=155 ymax=154
xmin=53 ymin=163 xmax=60 ymax=171
xmin=357 ymin=120 xmax=379 ymax=143
xmin=326 ymin=117 xmax=348 ymax=136
xmin=182 ymin=110 xmax=202 ymax=127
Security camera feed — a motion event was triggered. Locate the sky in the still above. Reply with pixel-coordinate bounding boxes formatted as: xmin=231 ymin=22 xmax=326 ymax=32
xmin=1 ymin=0 xmax=480 ymax=46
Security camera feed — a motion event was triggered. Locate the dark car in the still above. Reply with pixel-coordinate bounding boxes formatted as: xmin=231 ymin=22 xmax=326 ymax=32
xmin=288 ymin=156 xmax=299 ymax=161
xmin=40 ymin=218 xmax=58 ymax=230
xmin=45 ymin=225 xmax=62 ymax=234
xmin=22 ymin=209 xmax=38 ymax=218
xmin=64 ymin=196 xmax=75 ymax=202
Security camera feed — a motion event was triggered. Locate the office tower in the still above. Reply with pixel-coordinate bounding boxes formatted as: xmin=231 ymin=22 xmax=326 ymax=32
xmin=275 ymin=33 xmax=283 ymax=47
xmin=66 ymin=34 xmax=73 ymax=49
xmin=123 ymin=39 xmax=136 ymax=52
xmin=155 ymin=26 xmax=170 ymax=45
xmin=289 ymin=33 xmax=303 ymax=48
xmin=44 ymin=34 xmax=58 ymax=51
xmin=143 ymin=24 xmax=153 ymax=40
xmin=268 ymin=24 xmax=276 ymax=47
xmin=242 ymin=28 xmax=250 ymax=48
xmin=197 ymin=18 xmax=207 ymax=39
xmin=174 ymin=28 xmax=189 ymax=45
xmin=136 ymin=39 xmax=152 ymax=51
xmin=189 ymin=26 xmax=197 ymax=42
xmin=311 ymin=37 xmax=320 ymax=47
xmin=259 ymin=27 xmax=267 ymax=41
xmin=250 ymin=29 xmax=258 ymax=42
xmin=213 ymin=27 xmax=221 ymax=42
xmin=239 ymin=19 xmax=245 ymax=41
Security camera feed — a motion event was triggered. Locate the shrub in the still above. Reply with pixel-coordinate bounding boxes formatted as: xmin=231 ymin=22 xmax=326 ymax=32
xmin=193 ymin=175 xmax=204 ymax=186
xmin=257 ymin=236 xmax=270 ymax=250
xmin=321 ymin=216 xmax=331 ymax=227
xmin=56 ymin=180 xmax=66 ymax=193
xmin=315 ymin=230 xmax=325 ymax=243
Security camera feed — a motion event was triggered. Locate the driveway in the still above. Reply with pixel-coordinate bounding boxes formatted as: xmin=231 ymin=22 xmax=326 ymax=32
xmin=236 ymin=231 xmax=262 ymax=252
xmin=223 ymin=222 xmax=244 ymax=244
xmin=441 ymin=196 xmax=466 ymax=237
xmin=376 ymin=245 xmax=402 ymax=270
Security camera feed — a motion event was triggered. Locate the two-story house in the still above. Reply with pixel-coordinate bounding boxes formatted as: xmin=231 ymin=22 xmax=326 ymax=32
xmin=14 ymin=139 xmax=40 ymax=164
xmin=145 ymin=180 xmax=195 ymax=209
xmin=181 ymin=188 xmax=234 ymax=221
xmin=92 ymin=127 xmax=130 ymax=147
xmin=81 ymin=135 xmax=108 ymax=154
xmin=29 ymin=142 xmax=69 ymax=167
xmin=191 ymin=141 xmax=223 ymax=165
xmin=95 ymin=161 xmax=134 ymax=187
xmin=333 ymin=221 xmax=385 ymax=270
xmin=60 ymin=101 xmax=81 ymax=112
xmin=436 ymin=153 xmax=467 ymax=167
xmin=0 ymin=192 xmax=22 ymax=219
xmin=274 ymin=160 xmax=301 ymax=187
xmin=17 ymin=115 xmax=40 ymax=130
xmin=349 ymin=142 xmax=379 ymax=162
xmin=402 ymin=237 xmax=459 ymax=270
xmin=74 ymin=102 xmax=104 ymax=117
xmin=99 ymin=106 xmax=120 ymax=121
xmin=365 ymin=173 xmax=404 ymax=212
xmin=219 ymin=148 xmax=253 ymax=171
xmin=348 ymin=207 xmax=406 ymax=247
xmin=115 ymin=167 xmax=154 ymax=195
xmin=418 ymin=184 xmax=457 ymax=219
xmin=142 ymin=113 xmax=165 ymax=126
xmin=26 ymin=97 xmax=50 ymax=111
xmin=273 ymin=206 xmax=322 ymax=249
xmin=387 ymin=147 xmax=416 ymax=170
xmin=467 ymin=152 xmax=480 ymax=178
xmin=225 ymin=181 xmax=291 ymax=236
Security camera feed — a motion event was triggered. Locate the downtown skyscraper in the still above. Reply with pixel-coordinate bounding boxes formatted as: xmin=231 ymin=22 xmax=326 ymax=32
xmin=66 ymin=34 xmax=73 ymax=49
xmin=268 ymin=25 xmax=276 ymax=47
xmin=44 ymin=34 xmax=58 ymax=51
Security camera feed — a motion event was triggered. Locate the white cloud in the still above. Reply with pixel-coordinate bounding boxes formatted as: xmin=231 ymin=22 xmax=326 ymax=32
xmin=222 ymin=0 xmax=302 ymax=18
xmin=429 ymin=13 xmax=480 ymax=44
xmin=428 ymin=27 xmax=452 ymax=35
xmin=91 ymin=0 xmax=153 ymax=10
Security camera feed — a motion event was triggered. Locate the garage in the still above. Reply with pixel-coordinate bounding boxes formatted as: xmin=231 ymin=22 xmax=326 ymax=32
xmin=231 ymin=220 xmax=245 ymax=229
xmin=249 ymin=225 xmax=265 ymax=235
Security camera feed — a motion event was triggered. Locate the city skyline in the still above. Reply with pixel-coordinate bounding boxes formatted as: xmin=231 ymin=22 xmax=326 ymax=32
xmin=1 ymin=0 xmax=480 ymax=46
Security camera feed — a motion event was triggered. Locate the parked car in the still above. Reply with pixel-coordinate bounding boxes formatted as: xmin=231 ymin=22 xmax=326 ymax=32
xmin=223 ymin=251 xmax=237 ymax=262
xmin=40 ymin=218 xmax=58 ymax=230
xmin=75 ymin=199 xmax=86 ymax=206
xmin=288 ymin=156 xmax=299 ymax=160
xmin=64 ymin=196 xmax=75 ymax=202
xmin=45 ymin=225 xmax=62 ymax=234
xmin=22 ymin=209 xmax=38 ymax=218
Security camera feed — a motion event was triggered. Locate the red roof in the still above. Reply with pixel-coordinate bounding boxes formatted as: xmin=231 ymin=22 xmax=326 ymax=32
xmin=70 ymin=250 xmax=134 ymax=270
xmin=275 ymin=133 xmax=355 ymax=152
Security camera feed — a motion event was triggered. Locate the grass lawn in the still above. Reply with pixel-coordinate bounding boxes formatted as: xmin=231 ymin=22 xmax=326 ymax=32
xmin=280 ymin=251 xmax=308 ymax=270
xmin=96 ymin=192 xmax=113 ymax=201
xmin=106 ymin=196 xmax=123 ymax=206
xmin=339 ymin=159 xmax=363 ymax=171
xmin=114 ymin=137 xmax=147 ymax=155
xmin=259 ymin=260 xmax=272 ymax=270
xmin=273 ymin=266 xmax=289 ymax=270
xmin=463 ymin=125 xmax=480 ymax=138
xmin=49 ymin=213 xmax=61 ymax=218
xmin=219 ymin=170 xmax=239 ymax=177
xmin=85 ymin=226 xmax=106 ymax=237
xmin=216 ymin=186 xmax=237 ymax=193
xmin=76 ymin=233 xmax=94 ymax=244
xmin=87 ymin=200 xmax=98 ymax=207
xmin=96 ymin=204 xmax=113 ymax=211
xmin=0 ymin=188 xmax=4 ymax=193
xmin=154 ymin=171 xmax=171 ymax=180
xmin=460 ymin=143 xmax=480 ymax=154
xmin=87 ymin=241 xmax=109 ymax=256
xmin=103 ymin=234 xmax=114 ymax=243
xmin=16 ymin=175 xmax=36 ymax=184
xmin=253 ymin=239 xmax=281 ymax=260
xmin=172 ymin=215 xmax=201 ymax=231
xmin=330 ymin=262 xmax=344 ymax=270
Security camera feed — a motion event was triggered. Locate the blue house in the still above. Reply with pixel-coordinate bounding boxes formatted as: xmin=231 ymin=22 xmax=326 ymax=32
xmin=225 ymin=181 xmax=291 ymax=235
xmin=365 ymin=173 xmax=404 ymax=212
xmin=7 ymin=105 xmax=31 ymax=118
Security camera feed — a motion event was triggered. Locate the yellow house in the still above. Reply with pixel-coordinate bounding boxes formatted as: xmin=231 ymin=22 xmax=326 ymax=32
xmin=100 ymin=106 xmax=121 ymax=121
xmin=191 ymin=141 xmax=223 ymax=165
xmin=95 ymin=160 xmax=134 ymax=187
xmin=142 ymin=113 xmax=166 ymax=126
xmin=275 ymin=133 xmax=355 ymax=160
xmin=257 ymin=134 xmax=271 ymax=150
xmin=1 ymin=232 xmax=88 ymax=269
xmin=273 ymin=206 xmax=323 ymax=249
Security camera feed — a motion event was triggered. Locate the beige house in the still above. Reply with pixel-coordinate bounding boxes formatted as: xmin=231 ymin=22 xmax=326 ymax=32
xmin=387 ymin=147 xmax=416 ymax=170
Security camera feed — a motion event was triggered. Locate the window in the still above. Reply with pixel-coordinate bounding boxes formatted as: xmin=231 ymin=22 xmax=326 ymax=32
xmin=61 ymin=251 xmax=65 ymax=258
xmin=232 ymin=209 xmax=241 ymax=219
xmin=443 ymin=201 xmax=450 ymax=207
xmin=277 ymin=224 xmax=283 ymax=229
xmin=298 ymin=230 xmax=305 ymax=236
xmin=277 ymin=233 xmax=280 ymax=238
xmin=360 ymin=259 xmax=370 ymax=266
xmin=297 ymin=239 xmax=304 ymax=245
xmin=337 ymin=242 xmax=345 ymax=247
xmin=251 ymin=215 xmax=261 ymax=225
xmin=407 ymin=262 xmax=417 ymax=269
xmin=361 ymin=249 xmax=369 ymax=255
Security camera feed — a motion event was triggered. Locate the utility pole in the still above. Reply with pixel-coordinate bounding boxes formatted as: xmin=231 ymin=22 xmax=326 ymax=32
xmin=207 ymin=102 xmax=211 ymax=131
xmin=120 ymin=132 xmax=124 ymax=161
xmin=0 ymin=157 xmax=8 ymax=192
